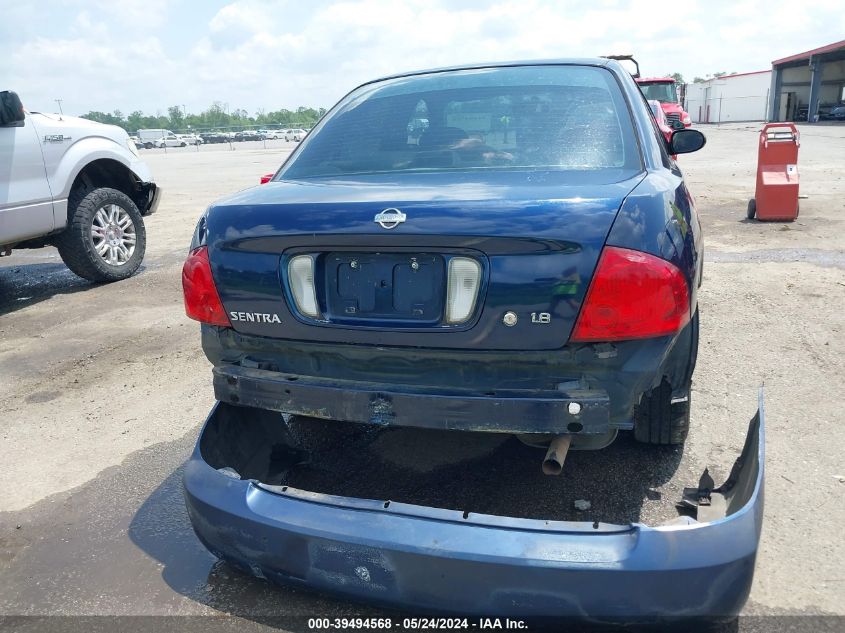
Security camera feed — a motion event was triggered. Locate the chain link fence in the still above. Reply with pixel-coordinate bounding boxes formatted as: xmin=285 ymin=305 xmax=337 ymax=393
xmin=685 ymin=94 xmax=770 ymax=124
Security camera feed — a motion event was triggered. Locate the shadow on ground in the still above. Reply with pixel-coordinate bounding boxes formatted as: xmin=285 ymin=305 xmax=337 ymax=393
xmin=127 ymin=460 xmax=369 ymax=620
xmin=0 ymin=262 xmax=93 ymax=316
xmin=275 ymin=419 xmax=686 ymax=524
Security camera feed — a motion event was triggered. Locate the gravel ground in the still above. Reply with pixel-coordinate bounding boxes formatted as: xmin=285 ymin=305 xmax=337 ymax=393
xmin=1 ymin=126 xmax=844 ymax=621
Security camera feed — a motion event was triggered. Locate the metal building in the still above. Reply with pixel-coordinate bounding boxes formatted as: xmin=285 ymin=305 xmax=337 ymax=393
xmin=684 ymin=71 xmax=772 ymax=123
xmin=768 ymin=40 xmax=845 ymax=122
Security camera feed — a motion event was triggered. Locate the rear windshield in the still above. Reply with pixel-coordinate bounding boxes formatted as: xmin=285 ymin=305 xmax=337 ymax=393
xmin=281 ymin=65 xmax=641 ymax=179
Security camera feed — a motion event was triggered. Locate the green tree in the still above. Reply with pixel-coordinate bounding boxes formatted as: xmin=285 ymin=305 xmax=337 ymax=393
xmin=80 ymin=101 xmax=327 ymax=133
xmin=127 ymin=110 xmax=144 ymax=132
xmin=80 ymin=111 xmax=124 ymax=126
xmin=167 ymin=105 xmax=184 ymax=129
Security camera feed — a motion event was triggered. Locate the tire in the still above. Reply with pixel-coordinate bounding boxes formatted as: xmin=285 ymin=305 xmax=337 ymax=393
xmin=633 ymin=310 xmax=699 ymax=445
xmin=180 ymin=142 xmax=187 ymax=147
xmin=55 ymin=187 xmax=146 ymax=283
xmin=747 ymin=198 xmax=756 ymax=220
xmin=634 ymin=379 xmax=691 ymax=445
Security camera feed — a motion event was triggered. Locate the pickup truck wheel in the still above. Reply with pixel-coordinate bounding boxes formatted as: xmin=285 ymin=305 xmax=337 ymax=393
xmin=56 ymin=187 xmax=146 ymax=282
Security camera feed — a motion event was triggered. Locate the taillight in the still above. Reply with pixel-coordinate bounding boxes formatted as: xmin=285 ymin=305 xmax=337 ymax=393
xmin=287 ymin=254 xmax=321 ymax=318
xmin=260 ymin=173 xmax=274 ymax=184
xmin=182 ymin=246 xmax=231 ymax=327
xmin=445 ymin=257 xmax=481 ymax=324
xmin=571 ymin=246 xmax=689 ymax=342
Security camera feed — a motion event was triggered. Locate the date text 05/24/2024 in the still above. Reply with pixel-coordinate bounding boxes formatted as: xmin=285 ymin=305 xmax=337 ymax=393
xmin=307 ymin=618 xmax=528 ymax=630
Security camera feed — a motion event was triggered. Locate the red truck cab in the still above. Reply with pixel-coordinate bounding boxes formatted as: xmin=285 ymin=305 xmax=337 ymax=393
xmin=637 ymin=77 xmax=692 ymax=127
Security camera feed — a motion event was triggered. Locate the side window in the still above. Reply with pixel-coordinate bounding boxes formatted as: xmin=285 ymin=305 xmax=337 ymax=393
xmin=639 ymin=92 xmax=673 ymax=168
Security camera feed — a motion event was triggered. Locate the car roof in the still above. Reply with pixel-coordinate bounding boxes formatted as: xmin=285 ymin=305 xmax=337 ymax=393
xmin=365 ymin=58 xmax=614 ymax=86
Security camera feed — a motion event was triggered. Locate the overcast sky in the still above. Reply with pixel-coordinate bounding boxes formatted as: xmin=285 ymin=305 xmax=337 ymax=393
xmin=2 ymin=0 xmax=843 ymax=117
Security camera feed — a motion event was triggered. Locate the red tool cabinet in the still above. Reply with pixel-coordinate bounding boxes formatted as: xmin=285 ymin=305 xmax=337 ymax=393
xmin=748 ymin=123 xmax=800 ymax=222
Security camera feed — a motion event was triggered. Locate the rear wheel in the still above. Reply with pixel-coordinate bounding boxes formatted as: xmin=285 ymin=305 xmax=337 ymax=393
xmin=633 ymin=310 xmax=698 ymax=445
xmin=633 ymin=379 xmax=691 ymax=445
xmin=747 ymin=198 xmax=756 ymax=220
xmin=56 ymin=187 xmax=146 ymax=282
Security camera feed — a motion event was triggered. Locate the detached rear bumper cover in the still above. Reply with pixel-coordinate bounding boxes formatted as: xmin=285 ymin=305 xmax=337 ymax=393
xmin=183 ymin=392 xmax=764 ymax=618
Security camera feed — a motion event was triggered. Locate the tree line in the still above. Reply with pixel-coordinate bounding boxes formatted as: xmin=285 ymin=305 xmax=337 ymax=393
xmin=80 ymin=102 xmax=327 ymax=133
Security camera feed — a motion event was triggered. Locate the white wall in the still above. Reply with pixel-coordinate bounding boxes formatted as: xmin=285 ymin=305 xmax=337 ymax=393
xmin=684 ymin=71 xmax=772 ymax=123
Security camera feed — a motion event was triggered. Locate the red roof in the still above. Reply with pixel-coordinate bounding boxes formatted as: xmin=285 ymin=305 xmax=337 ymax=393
xmin=772 ymin=39 xmax=845 ymax=66
xmin=716 ymin=70 xmax=771 ymax=80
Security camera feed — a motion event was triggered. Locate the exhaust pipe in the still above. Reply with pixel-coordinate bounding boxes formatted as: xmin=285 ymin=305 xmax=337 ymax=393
xmin=542 ymin=434 xmax=572 ymax=476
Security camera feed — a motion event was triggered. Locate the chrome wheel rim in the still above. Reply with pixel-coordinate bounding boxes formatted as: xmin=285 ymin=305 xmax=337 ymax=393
xmin=91 ymin=204 xmax=136 ymax=266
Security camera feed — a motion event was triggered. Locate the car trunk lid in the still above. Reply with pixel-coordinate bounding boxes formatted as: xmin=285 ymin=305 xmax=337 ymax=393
xmin=206 ymin=169 xmax=644 ymax=350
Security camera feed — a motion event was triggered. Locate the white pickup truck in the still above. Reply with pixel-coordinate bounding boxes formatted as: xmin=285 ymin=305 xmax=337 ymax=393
xmin=1 ymin=90 xmax=160 ymax=282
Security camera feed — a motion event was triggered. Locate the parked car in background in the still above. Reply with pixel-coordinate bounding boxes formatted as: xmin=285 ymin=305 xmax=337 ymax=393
xmin=178 ymin=133 xmax=203 ymax=145
xmin=1 ymin=89 xmax=160 ymax=281
xmin=261 ymin=129 xmax=284 ymax=139
xmin=200 ymin=132 xmax=226 ymax=144
xmin=154 ymin=133 xmax=187 ymax=148
xmin=648 ymin=99 xmax=683 ymax=159
xmin=648 ymin=99 xmax=675 ymax=144
xmin=137 ymin=128 xmax=175 ymax=149
xmin=284 ymin=128 xmax=306 ymax=141
xmin=817 ymin=104 xmax=845 ymax=121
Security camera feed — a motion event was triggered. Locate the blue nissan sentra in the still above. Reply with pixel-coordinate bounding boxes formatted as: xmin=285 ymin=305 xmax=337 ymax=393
xmin=181 ymin=60 xmax=764 ymax=621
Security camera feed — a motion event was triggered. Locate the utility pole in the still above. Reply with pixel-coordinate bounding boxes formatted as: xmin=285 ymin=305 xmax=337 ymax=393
xmin=54 ymin=99 xmax=64 ymax=115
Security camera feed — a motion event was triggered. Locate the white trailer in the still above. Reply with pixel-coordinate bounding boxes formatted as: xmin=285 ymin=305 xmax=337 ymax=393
xmin=136 ymin=129 xmax=174 ymax=149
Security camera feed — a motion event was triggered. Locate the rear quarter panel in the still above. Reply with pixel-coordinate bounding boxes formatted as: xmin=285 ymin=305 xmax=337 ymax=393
xmin=608 ymin=64 xmax=703 ymax=311
xmin=606 ymin=172 xmax=702 ymax=312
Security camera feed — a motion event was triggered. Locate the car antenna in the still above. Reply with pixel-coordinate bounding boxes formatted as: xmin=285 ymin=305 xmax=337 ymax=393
xmin=601 ymin=54 xmax=640 ymax=79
